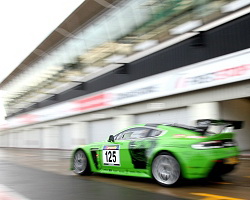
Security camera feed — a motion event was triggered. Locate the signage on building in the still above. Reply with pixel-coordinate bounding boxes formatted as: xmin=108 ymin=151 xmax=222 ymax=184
xmin=1 ymin=49 xmax=250 ymax=129
xmin=175 ymin=52 xmax=250 ymax=91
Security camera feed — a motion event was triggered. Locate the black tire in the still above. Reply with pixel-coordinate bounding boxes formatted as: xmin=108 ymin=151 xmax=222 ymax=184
xmin=208 ymin=162 xmax=236 ymax=180
xmin=152 ymin=152 xmax=181 ymax=186
xmin=73 ymin=150 xmax=92 ymax=175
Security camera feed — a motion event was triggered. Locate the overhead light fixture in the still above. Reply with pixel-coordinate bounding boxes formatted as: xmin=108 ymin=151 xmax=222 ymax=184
xmin=104 ymin=54 xmax=126 ymax=63
xmin=194 ymin=6 xmax=250 ymax=32
xmin=221 ymin=0 xmax=250 ymax=13
xmin=133 ymin=40 xmax=158 ymax=51
xmin=82 ymin=66 xmax=102 ymax=74
xmin=169 ymin=20 xmax=202 ymax=35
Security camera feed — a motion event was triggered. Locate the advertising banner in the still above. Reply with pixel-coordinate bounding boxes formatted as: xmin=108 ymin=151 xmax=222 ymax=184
xmin=1 ymin=49 xmax=250 ymax=129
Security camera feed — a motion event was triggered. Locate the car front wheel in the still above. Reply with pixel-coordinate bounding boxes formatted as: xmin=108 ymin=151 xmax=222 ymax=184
xmin=152 ymin=153 xmax=181 ymax=186
xmin=73 ymin=150 xmax=91 ymax=175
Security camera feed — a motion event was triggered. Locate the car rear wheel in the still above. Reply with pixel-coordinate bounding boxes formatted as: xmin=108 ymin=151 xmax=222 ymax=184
xmin=152 ymin=153 xmax=181 ymax=186
xmin=73 ymin=150 xmax=91 ymax=175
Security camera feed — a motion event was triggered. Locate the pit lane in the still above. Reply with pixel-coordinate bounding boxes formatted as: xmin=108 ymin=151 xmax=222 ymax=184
xmin=0 ymin=148 xmax=249 ymax=200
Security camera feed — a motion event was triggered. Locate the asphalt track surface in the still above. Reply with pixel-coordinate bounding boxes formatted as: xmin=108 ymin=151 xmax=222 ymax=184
xmin=0 ymin=156 xmax=184 ymax=200
xmin=0 ymin=149 xmax=249 ymax=200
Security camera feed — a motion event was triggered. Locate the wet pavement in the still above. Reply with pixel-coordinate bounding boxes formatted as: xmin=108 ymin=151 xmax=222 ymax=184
xmin=0 ymin=148 xmax=250 ymax=200
xmin=0 ymin=162 xmax=186 ymax=200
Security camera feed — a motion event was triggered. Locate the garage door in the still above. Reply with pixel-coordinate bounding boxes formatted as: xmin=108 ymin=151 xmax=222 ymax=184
xmin=89 ymin=119 xmax=114 ymax=143
xmin=60 ymin=124 xmax=72 ymax=150
xmin=0 ymin=133 xmax=8 ymax=147
xmin=9 ymin=132 xmax=15 ymax=148
xmin=135 ymin=108 xmax=188 ymax=125
xmin=19 ymin=131 xmax=28 ymax=148
xmin=29 ymin=129 xmax=42 ymax=148
xmin=42 ymin=127 xmax=59 ymax=149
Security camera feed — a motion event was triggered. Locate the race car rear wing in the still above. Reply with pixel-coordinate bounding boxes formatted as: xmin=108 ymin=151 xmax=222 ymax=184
xmin=196 ymin=119 xmax=243 ymax=129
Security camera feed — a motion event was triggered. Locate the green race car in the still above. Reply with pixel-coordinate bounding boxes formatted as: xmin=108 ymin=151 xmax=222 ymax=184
xmin=71 ymin=119 xmax=242 ymax=186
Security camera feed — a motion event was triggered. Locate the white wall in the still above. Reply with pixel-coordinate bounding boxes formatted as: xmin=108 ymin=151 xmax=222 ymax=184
xmin=188 ymin=102 xmax=220 ymax=126
xmin=135 ymin=108 xmax=188 ymax=125
xmin=113 ymin=115 xmax=135 ymax=133
xmin=89 ymin=119 xmax=114 ymax=143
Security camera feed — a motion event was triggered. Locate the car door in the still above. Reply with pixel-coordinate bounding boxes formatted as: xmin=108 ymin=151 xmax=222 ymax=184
xmin=100 ymin=127 xmax=154 ymax=171
xmin=128 ymin=128 xmax=160 ymax=169
xmin=100 ymin=129 xmax=134 ymax=171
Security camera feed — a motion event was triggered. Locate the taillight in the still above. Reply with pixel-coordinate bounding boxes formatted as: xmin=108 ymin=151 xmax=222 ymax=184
xmin=223 ymin=139 xmax=237 ymax=147
xmin=191 ymin=140 xmax=236 ymax=150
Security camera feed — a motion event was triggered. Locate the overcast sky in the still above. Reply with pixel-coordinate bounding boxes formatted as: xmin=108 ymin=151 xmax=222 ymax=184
xmin=0 ymin=0 xmax=85 ymax=84
xmin=0 ymin=0 xmax=85 ymax=123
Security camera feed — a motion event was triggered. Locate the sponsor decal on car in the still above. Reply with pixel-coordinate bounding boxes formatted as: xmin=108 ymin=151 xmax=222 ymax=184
xmin=102 ymin=145 xmax=120 ymax=166
xmin=186 ymin=136 xmax=207 ymax=139
xmin=103 ymin=145 xmax=119 ymax=150
xmin=173 ymin=134 xmax=207 ymax=139
xmin=173 ymin=134 xmax=186 ymax=138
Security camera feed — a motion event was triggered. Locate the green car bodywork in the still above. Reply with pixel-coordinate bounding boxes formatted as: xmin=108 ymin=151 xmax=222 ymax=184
xmin=71 ymin=120 xmax=241 ymax=186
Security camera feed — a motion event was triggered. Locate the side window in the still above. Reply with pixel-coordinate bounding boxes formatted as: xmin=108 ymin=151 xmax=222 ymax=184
xmin=114 ymin=132 xmax=124 ymax=140
xmin=122 ymin=131 xmax=133 ymax=139
xmin=114 ymin=128 xmax=161 ymax=140
xmin=130 ymin=128 xmax=150 ymax=139
xmin=148 ymin=129 xmax=162 ymax=137
xmin=114 ymin=129 xmax=133 ymax=140
xmin=115 ymin=128 xmax=150 ymax=140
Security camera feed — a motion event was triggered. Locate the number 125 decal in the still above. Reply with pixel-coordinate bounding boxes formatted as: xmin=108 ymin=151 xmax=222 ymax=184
xmin=102 ymin=145 xmax=120 ymax=166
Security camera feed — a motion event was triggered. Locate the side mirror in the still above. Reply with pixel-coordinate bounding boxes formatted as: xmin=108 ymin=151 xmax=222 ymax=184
xmin=108 ymin=135 xmax=115 ymax=142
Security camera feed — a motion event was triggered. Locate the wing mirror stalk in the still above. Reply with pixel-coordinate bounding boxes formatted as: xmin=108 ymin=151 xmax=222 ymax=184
xmin=108 ymin=135 xmax=115 ymax=142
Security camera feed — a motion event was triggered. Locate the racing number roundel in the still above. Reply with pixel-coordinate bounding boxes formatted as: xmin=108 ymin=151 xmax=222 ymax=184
xmin=103 ymin=145 xmax=120 ymax=166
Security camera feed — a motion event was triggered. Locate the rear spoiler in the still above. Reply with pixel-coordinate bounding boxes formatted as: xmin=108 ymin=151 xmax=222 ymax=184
xmin=196 ymin=119 xmax=243 ymax=129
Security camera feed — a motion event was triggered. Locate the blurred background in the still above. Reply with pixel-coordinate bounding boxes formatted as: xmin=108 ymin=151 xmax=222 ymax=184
xmin=0 ymin=0 xmax=249 ymax=152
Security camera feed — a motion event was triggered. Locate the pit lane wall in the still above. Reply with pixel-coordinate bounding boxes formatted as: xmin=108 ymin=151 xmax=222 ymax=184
xmin=0 ymin=49 xmax=250 ymax=150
